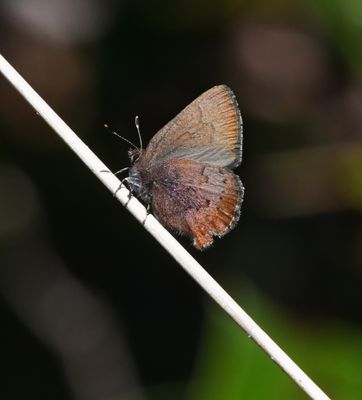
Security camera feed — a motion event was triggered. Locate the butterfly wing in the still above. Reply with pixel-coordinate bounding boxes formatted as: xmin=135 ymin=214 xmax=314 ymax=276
xmin=149 ymin=159 xmax=244 ymax=249
xmin=141 ymin=85 xmax=242 ymax=169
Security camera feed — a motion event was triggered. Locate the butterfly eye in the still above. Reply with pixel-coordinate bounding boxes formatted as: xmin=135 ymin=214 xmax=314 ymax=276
xmin=128 ymin=148 xmax=140 ymax=164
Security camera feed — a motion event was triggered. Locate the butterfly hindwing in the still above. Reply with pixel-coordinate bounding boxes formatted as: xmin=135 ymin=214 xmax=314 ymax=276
xmin=149 ymin=159 xmax=244 ymax=249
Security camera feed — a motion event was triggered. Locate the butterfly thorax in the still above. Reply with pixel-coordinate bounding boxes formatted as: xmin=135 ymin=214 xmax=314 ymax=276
xmin=128 ymin=158 xmax=152 ymax=204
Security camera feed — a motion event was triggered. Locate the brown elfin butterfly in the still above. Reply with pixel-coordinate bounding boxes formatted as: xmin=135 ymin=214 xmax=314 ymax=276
xmin=127 ymin=85 xmax=244 ymax=250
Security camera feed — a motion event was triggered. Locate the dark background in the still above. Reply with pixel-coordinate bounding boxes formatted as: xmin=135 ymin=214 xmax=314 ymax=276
xmin=0 ymin=1 xmax=361 ymax=399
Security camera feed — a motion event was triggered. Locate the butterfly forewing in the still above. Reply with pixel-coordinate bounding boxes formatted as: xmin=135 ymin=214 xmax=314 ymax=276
xmin=140 ymin=85 xmax=242 ymax=169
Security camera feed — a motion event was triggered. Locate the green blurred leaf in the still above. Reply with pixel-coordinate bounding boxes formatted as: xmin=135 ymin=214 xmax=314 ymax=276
xmin=186 ymin=288 xmax=362 ymax=400
xmin=338 ymin=148 xmax=362 ymax=210
xmin=310 ymin=0 xmax=362 ymax=74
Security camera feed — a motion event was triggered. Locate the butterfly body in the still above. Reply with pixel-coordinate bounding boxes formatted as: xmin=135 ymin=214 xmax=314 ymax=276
xmin=127 ymin=85 xmax=244 ymax=250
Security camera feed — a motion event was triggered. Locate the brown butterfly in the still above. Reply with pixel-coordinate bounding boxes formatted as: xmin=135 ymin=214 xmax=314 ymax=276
xmin=127 ymin=85 xmax=244 ymax=250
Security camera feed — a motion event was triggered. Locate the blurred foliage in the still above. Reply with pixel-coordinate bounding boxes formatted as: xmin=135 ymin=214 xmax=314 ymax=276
xmin=339 ymin=148 xmax=362 ymax=210
xmin=187 ymin=289 xmax=362 ymax=400
xmin=312 ymin=0 xmax=362 ymax=74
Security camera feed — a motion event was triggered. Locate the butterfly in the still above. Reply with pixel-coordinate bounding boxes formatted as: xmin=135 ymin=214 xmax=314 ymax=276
xmin=126 ymin=85 xmax=244 ymax=250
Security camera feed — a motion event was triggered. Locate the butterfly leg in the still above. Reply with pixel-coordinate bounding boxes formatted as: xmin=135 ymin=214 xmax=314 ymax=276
xmin=114 ymin=167 xmax=129 ymax=176
xmin=117 ymin=177 xmax=136 ymax=207
xmin=114 ymin=177 xmax=131 ymax=198
xmin=99 ymin=167 xmax=129 ymax=175
xmin=142 ymin=203 xmax=152 ymax=225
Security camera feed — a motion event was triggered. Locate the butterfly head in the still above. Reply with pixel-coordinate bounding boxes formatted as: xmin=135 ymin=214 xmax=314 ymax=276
xmin=128 ymin=147 xmax=142 ymax=164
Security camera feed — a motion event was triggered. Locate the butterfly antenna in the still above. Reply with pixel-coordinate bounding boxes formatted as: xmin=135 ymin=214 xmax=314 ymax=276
xmin=103 ymin=123 xmax=138 ymax=149
xmin=134 ymin=115 xmax=143 ymax=149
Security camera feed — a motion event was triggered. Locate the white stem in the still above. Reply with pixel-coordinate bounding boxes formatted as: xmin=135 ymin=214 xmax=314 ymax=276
xmin=0 ymin=53 xmax=331 ymax=400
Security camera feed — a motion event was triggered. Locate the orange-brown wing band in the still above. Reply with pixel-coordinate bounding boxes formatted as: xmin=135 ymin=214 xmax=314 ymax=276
xmin=185 ymin=168 xmax=244 ymax=250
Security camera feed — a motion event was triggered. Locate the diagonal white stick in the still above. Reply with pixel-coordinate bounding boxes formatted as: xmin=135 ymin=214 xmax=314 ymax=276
xmin=0 ymin=53 xmax=331 ymax=400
